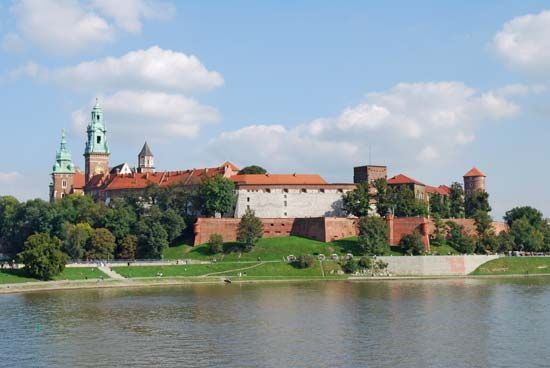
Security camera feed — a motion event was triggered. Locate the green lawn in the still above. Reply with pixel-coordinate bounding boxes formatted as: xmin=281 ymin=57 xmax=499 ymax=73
xmin=54 ymin=267 xmax=109 ymax=280
xmin=0 ymin=267 xmax=108 ymax=284
xmin=429 ymin=243 xmax=459 ymax=255
xmin=112 ymin=263 xmax=250 ymax=278
xmin=163 ymin=236 xmax=405 ymax=262
xmin=472 ymin=257 xmax=550 ymax=276
xmin=216 ymin=260 xmax=343 ymax=277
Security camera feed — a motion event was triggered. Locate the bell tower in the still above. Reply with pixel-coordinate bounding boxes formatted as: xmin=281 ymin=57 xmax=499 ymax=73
xmin=84 ymin=98 xmax=110 ymax=183
xmin=50 ymin=130 xmax=75 ymax=202
xmin=138 ymin=142 xmax=155 ymax=173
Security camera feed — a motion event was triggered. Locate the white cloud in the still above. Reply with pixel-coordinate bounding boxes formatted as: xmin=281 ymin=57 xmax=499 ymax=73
xmin=92 ymin=0 xmax=175 ymax=33
xmin=72 ymin=91 xmax=219 ymax=139
xmin=15 ymin=46 xmax=223 ymax=94
xmin=206 ymin=82 xmax=519 ymax=176
xmin=493 ymin=10 xmax=550 ymax=73
xmin=5 ymin=0 xmax=175 ymax=55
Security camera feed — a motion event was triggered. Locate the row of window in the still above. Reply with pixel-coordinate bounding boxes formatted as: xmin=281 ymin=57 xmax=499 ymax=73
xmin=245 ymin=188 xmax=344 ymax=193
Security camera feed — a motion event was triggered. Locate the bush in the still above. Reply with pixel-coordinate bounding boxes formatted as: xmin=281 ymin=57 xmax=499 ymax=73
xmin=293 ymin=254 xmax=315 ymax=269
xmin=357 ymin=216 xmax=390 ymax=255
xmin=208 ymin=234 xmax=224 ymax=254
xmin=399 ymin=231 xmax=425 ymax=255
xmin=237 ymin=208 xmax=263 ymax=250
xmin=358 ymin=256 xmax=372 ymax=269
xmin=16 ymin=233 xmax=66 ymax=280
xmin=341 ymin=259 xmax=359 ymax=274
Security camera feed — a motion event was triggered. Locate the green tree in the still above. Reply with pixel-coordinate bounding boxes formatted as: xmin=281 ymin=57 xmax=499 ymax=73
xmin=102 ymin=200 xmax=137 ymax=242
xmin=117 ymin=234 xmax=137 ymax=260
xmin=372 ymin=178 xmax=391 ymax=216
xmin=237 ymin=208 xmax=263 ymax=251
xmin=86 ymin=228 xmax=116 ymax=260
xmin=208 ymin=234 xmax=224 ymax=254
xmin=136 ymin=218 xmax=169 ymax=259
xmin=399 ymin=230 xmax=425 ymax=255
xmin=503 ymin=206 xmax=545 ymax=228
xmin=62 ymin=222 xmax=93 ymax=260
xmin=465 ymin=190 xmax=491 ymax=218
xmin=238 ymin=165 xmax=267 ymax=175
xmin=446 ymin=221 xmax=476 ymax=254
xmin=449 ymin=182 xmax=465 ymax=218
xmin=341 ymin=259 xmax=359 ymax=274
xmin=196 ymin=175 xmax=236 ymax=217
xmin=389 ymin=186 xmax=428 ymax=217
xmin=357 ymin=216 xmax=390 ymax=256
xmin=0 ymin=196 xmax=20 ymax=254
xmin=430 ymin=215 xmax=446 ymax=246
xmin=16 ymin=233 xmax=66 ymax=280
xmin=509 ymin=217 xmax=544 ymax=252
xmin=161 ymin=208 xmax=185 ymax=244
xmin=342 ymin=182 xmax=371 ymax=217
xmin=472 ymin=210 xmax=496 ymax=253
xmin=11 ymin=199 xmax=57 ymax=254
xmin=496 ymin=231 xmax=515 ymax=253
xmin=430 ymin=193 xmax=450 ymax=218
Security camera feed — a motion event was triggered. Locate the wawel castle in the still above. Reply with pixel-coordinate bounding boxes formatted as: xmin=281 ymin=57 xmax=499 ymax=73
xmin=51 ymin=101 xmax=486 ymax=219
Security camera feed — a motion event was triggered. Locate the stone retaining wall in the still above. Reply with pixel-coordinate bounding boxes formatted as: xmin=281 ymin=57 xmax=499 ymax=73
xmin=377 ymin=255 xmax=500 ymax=276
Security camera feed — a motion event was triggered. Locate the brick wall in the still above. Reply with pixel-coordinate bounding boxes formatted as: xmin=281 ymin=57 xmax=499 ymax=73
xmin=387 ymin=216 xmax=430 ymax=251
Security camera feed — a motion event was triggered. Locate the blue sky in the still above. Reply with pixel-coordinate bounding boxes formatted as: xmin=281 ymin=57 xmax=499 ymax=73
xmin=1 ymin=0 xmax=549 ymax=219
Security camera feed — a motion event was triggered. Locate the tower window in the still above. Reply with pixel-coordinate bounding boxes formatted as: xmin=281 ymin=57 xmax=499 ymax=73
xmin=97 ymin=136 xmax=101 ymax=144
xmin=96 ymin=115 xmax=100 ymax=121
xmin=62 ymin=180 xmax=67 ymax=188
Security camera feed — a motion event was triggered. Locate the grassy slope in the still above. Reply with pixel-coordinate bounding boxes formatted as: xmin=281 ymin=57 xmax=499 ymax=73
xmin=163 ymin=236 xmax=406 ymax=261
xmin=0 ymin=267 xmax=109 ymax=284
xmin=113 ymin=263 xmax=248 ymax=278
xmin=472 ymin=257 xmax=550 ymax=276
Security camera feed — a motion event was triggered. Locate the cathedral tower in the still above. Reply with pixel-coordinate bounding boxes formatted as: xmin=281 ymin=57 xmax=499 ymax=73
xmin=138 ymin=142 xmax=155 ymax=173
xmin=84 ymin=99 xmax=110 ymax=183
xmin=50 ymin=130 xmax=75 ymax=202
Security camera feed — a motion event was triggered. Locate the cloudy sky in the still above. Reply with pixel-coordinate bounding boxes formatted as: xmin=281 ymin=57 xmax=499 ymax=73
xmin=0 ymin=0 xmax=549 ymax=218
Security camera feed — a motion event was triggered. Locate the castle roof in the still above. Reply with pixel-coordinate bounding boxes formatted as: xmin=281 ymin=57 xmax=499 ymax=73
xmin=73 ymin=171 xmax=85 ymax=190
xmin=138 ymin=142 xmax=153 ymax=157
xmin=387 ymin=174 xmax=425 ymax=186
xmin=85 ymin=163 xmax=238 ymax=192
xmin=426 ymin=185 xmax=451 ymax=196
xmin=464 ymin=167 xmax=486 ymax=177
xmin=230 ymin=174 xmax=328 ymax=186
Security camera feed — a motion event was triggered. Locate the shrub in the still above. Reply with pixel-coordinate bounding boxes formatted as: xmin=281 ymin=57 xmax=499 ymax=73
xmin=208 ymin=234 xmax=224 ymax=254
xmin=357 ymin=216 xmax=390 ymax=255
xmin=341 ymin=259 xmax=359 ymax=274
xmin=293 ymin=254 xmax=315 ymax=269
xmin=358 ymin=256 xmax=372 ymax=269
xmin=399 ymin=231 xmax=425 ymax=255
xmin=237 ymin=208 xmax=263 ymax=250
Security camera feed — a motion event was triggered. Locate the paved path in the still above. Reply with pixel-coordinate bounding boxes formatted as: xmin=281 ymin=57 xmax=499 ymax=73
xmin=201 ymin=262 xmax=265 ymax=277
xmin=98 ymin=266 xmax=126 ymax=280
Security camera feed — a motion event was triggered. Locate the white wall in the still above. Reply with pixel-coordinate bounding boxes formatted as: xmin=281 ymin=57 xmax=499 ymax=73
xmin=234 ymin=188 xmax=350 ymax=218
xmin=376 ymin=255 xmax=500 ymax=276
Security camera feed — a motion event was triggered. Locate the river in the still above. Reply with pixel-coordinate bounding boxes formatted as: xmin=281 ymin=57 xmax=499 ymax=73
xmin=1 ymin=278 xmax=549 ymax=367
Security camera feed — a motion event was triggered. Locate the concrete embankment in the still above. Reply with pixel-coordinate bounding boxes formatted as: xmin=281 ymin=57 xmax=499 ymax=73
xmin=377 ymin=255 xmax=501 ymax=276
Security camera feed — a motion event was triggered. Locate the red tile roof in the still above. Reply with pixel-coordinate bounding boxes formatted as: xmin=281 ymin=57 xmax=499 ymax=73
xmin=230 ymin=174 xmax=328 ymax=186
xmin=426 ymin=185 xmax=451 ymax=196
xmin=86 ymin=163 xmax=238 ymax=192
xmin=464 ymin=167 xmax=486 ymax=177
xmin=73 ymin=171 xmax=85 ymax=190
xmin=387 ymin=174 xmax=425 ymax=186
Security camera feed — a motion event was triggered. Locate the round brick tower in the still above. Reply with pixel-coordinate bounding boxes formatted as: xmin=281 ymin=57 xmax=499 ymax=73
xmin=463 ymin=167 xmax=486 ymax=199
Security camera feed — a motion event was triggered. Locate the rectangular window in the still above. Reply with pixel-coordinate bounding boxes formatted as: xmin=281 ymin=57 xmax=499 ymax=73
xmin=301 ymin=188 xmax=307 ymax=193
xmin=283 ymin=188 xmax=289 ymax=193
xmin=97 ymin=136 xmax=101 ymax=144
xmin=247 ymin=197 xmax=250 ymax=202
xmin=265 ymin=188 xmax=271 ymax=193
xmin=320 ymin=189 xmax=325 ymax=193
xmin=61 ymin=180 xmax=67 ymax=188
xmin=284 ymin=201 xmax=287 ymax=207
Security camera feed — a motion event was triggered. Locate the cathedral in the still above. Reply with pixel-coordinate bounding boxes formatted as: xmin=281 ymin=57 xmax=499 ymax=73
xmin=50 ymin=99 xmax=239 ymax=203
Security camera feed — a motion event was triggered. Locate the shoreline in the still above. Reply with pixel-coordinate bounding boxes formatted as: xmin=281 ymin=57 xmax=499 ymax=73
xmin=2 ymin=273 xmax=550 ymax=295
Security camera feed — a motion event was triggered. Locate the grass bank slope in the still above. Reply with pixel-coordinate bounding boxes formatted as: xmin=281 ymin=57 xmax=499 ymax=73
xmin=0 ymin=267 xmax=108 ymax=284
xmin=472 ymin=257 xmax=550 ymax=276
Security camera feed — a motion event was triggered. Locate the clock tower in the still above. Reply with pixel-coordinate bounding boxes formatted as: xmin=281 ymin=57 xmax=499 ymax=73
xmin=84 ymin=98 xmax=110 ymax=183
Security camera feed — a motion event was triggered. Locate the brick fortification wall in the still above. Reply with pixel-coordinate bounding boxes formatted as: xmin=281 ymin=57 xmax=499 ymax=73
xmin=194 ymin=217 xmax=359 ymax=245
xmin=387 ymin=216 xmax=430 ymax=250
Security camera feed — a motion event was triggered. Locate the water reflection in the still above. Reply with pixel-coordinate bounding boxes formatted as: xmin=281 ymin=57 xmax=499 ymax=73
xmin=2 ymin=278 xmax=550 ymax=367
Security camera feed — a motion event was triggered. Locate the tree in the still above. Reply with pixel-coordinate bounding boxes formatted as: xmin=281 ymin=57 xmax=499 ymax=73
xmin=389 ymin=186 xmax=428 ymax=217
xmin=11 ymin=199 xmax=57 ymax=254
xmin=496 ymin=231 xmax=515 ymax=253
xmin=0 ymin=196 xmax=19 ymax=254
xmin=62 ymin=222 xmax=93 ymax=260
xmin=357 ymin=216 xmax=389 ymax=255
xmin=237 ymin=208 xmax=263 ymax=251
xmin=472 ymin=210 xmax=496 ymax=253
xmin=430 ymin=215 xmax=446 ymax=246
xmin=86 ymin=228 xmax=116 ymax=260
xmin=117 ymin=234 xmax=137 ymax=260
xmin=136 ymin=219 xmax=169 ymax=259
xmin=238 ymin=165 xmax=267 ymax=175
xmin=465 ymin=190 xmax=491 ymax=218
xmin=503 ymin=206 xmax=545 ymax=228
xmin=430 ymin=193 xmax=450 ymax=218
xmin=102 ymin=200 xmax=137 ymax=242
xmin=161 ymin=208 xmax=185 ymax=244
xmin=446 ymin=221 xmax=476 ymax=254
xmin=449 ymin=182 xmax=465 ymax=218
xmin=372 ymin=178 xmax=391 ymax=216
xmin=341 ymin=259 xmax=359 ymax=274
xmin=208 ymin=234 xmax=224 ymax=254
xmin=16 ymin=233 xmax=66 ymax=280
xmin=509 ymin=217 xmax=544 ymax=252
xmin=342 ymin=182 xmax=371 ymax=217
xmin=399 ymin=231 xmax=425 ymax=255
xmin=196 ymin=175 xmax=236 ymax=217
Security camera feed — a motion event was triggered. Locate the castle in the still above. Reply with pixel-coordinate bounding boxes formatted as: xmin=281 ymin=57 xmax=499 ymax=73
xmin=50 ymin=101 xmax=486 ymax=221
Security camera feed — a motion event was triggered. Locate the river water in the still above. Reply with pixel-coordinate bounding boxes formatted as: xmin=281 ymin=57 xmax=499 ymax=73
xmin=1 ymin=278 xmax=549 ymax=368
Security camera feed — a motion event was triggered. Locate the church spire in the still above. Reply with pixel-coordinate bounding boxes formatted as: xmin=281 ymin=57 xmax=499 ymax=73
xmin=84 ymin=98 xmax=110 ymax=183
xmin=52 ymin=129 xmax=75 ymax=173
xmin=138 ymin=141 xmax=155 ymax=173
